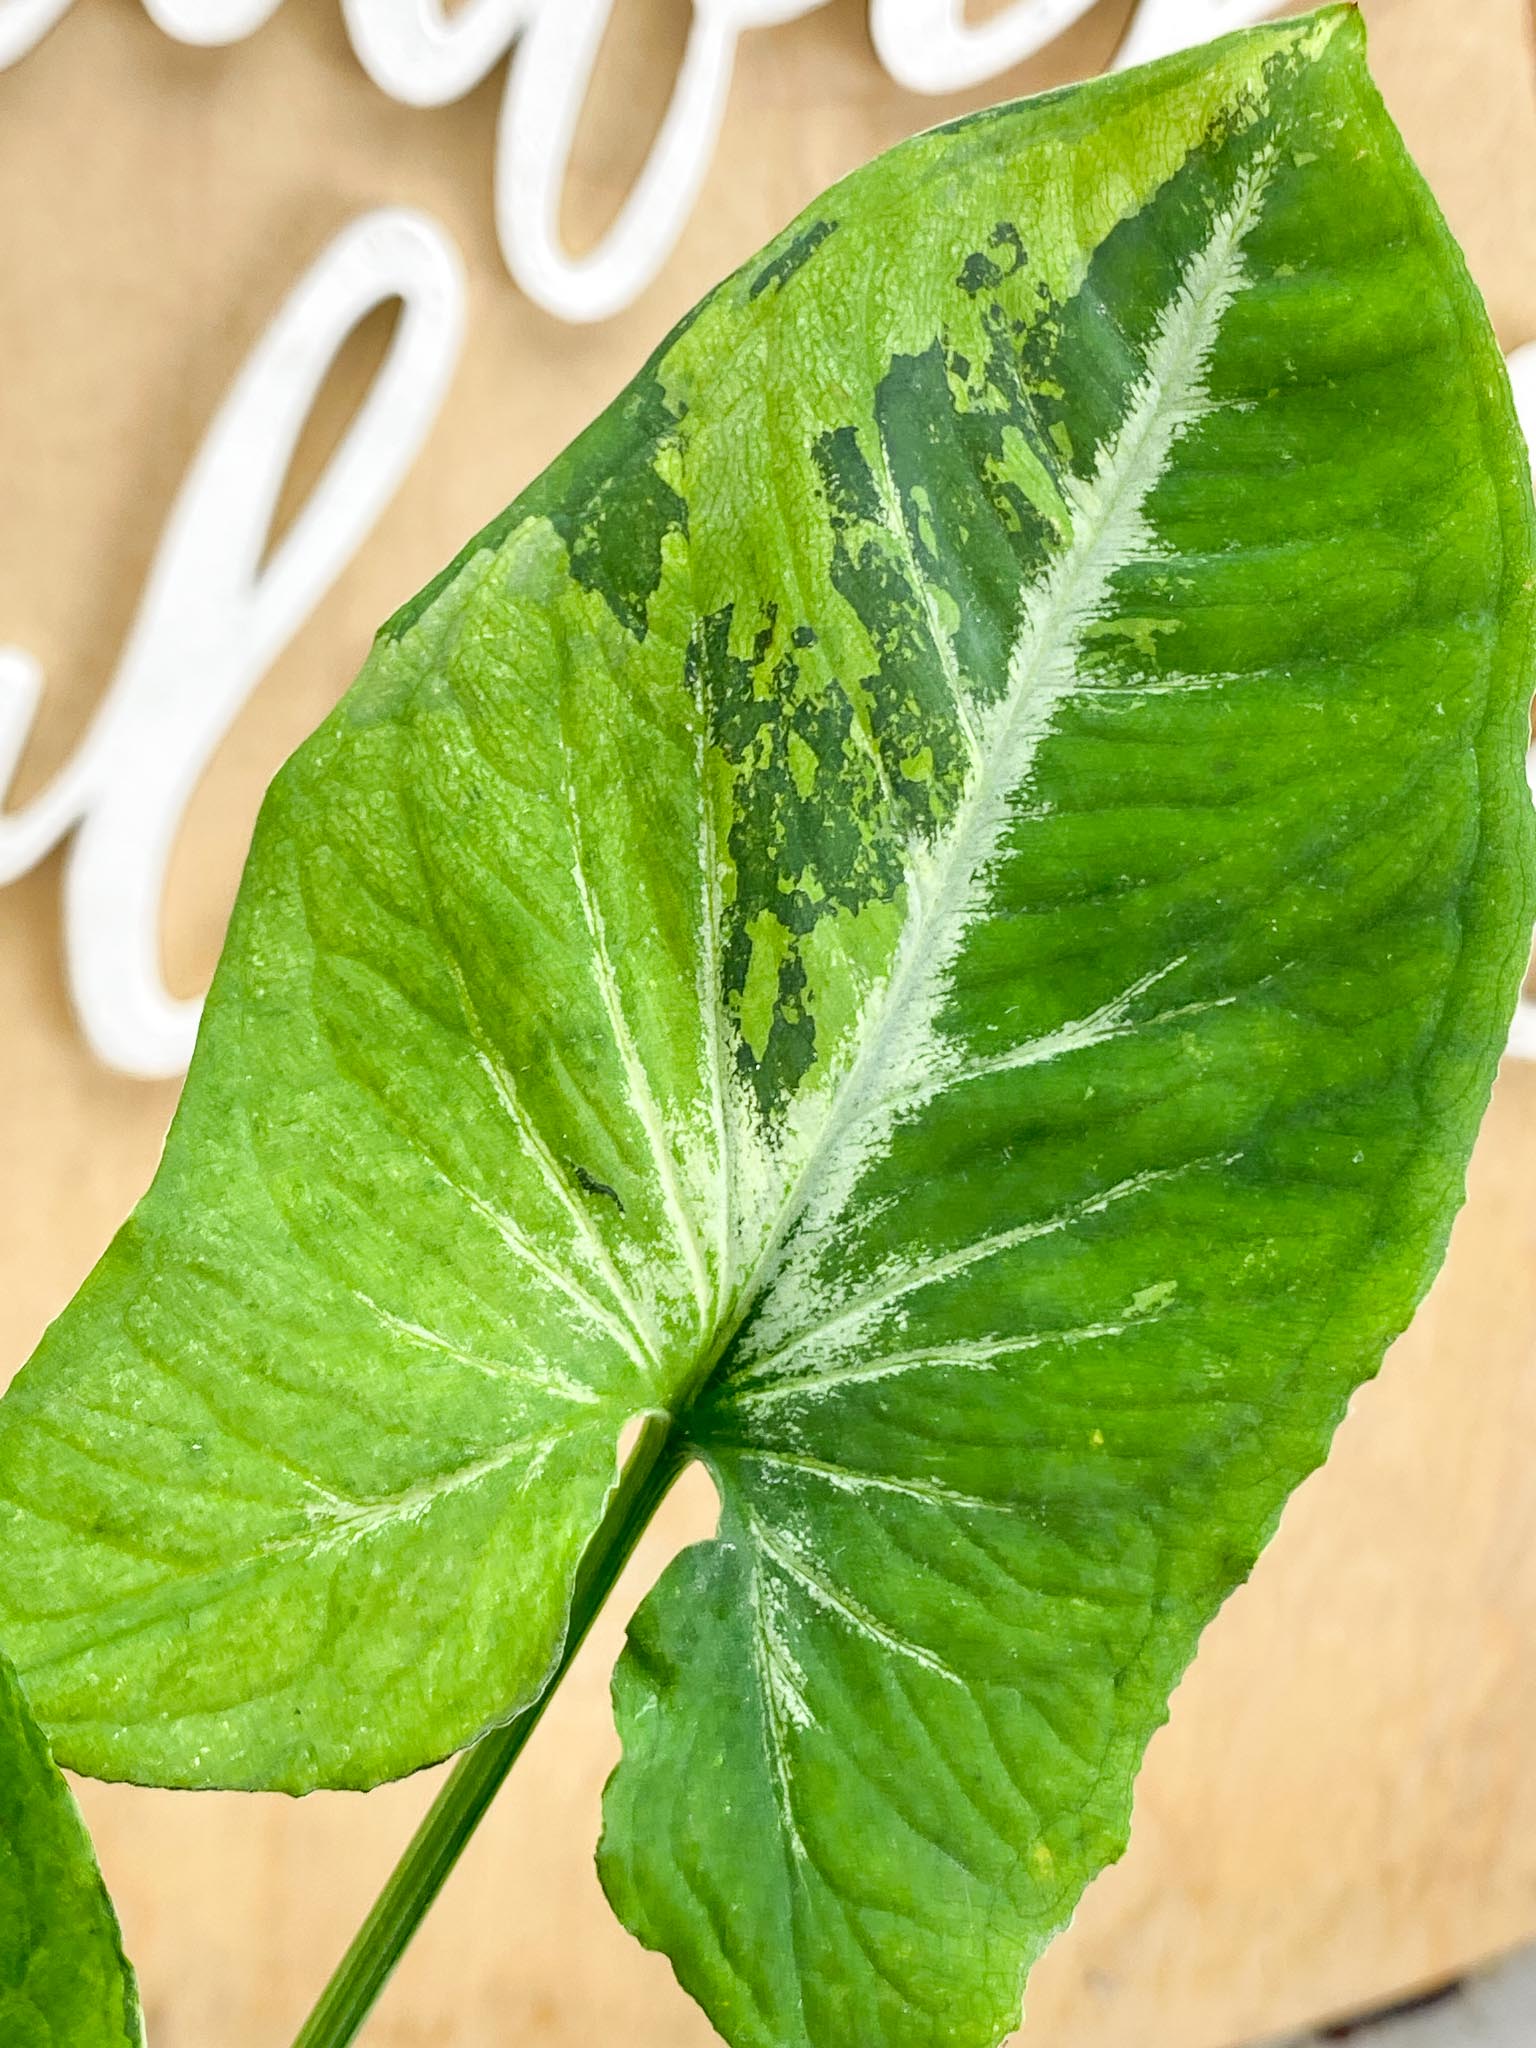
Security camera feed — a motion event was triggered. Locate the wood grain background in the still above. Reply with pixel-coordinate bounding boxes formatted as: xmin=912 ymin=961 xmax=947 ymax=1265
xmin=2 ymin=3 xmax=1535 ymax=2043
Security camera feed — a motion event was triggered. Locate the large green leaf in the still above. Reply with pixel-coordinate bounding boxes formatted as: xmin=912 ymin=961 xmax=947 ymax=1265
xmin=0 ymin=1652 xmax=142 ymax=2047
xmin=0 ymin=7 xmax=1531 ymax=2042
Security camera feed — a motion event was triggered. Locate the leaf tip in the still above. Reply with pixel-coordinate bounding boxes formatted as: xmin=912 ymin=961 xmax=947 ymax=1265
xmin=1305 ymin=1 xmax=1368 ymax=53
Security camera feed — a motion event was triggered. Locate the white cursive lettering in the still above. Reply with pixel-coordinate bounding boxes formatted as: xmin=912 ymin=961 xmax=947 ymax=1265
xmin=497 ymin=0 xmax=828 ymax=324
xmin=0 ymin=207 xmax=465 ymax=1077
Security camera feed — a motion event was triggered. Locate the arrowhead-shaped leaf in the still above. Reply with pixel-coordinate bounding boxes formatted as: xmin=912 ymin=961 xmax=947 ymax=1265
xmin=0 ymin=9 xmax=1531 ymax=2045
xmin=0 ymin=1652 xmax=142 ymax=2046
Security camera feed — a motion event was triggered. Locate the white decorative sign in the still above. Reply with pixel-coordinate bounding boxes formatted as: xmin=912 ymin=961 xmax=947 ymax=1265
xmin=2 ymin=1 xmax=1533 ymax=1074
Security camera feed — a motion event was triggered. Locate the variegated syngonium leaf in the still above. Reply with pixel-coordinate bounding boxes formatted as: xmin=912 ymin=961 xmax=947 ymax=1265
xmin=0 ymin=5 xmax=1532 ymax=2042
xmin=0 ymin=1652 xmax=142 ymax=2047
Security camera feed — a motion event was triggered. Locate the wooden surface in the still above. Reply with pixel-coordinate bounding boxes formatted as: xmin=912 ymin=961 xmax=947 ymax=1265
xmin=2 ymin=2 xmax=1536 ymax=2043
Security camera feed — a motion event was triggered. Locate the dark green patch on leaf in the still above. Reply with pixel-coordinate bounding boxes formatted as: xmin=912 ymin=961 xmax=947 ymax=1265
xmin=751 ymin=218 xmax=838 ymax=300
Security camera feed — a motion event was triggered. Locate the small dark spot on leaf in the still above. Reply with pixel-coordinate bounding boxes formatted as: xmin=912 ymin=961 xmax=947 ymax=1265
xmin=958 ymin=221 xmax=1027 ymax=296
xmin=573 ymin=1164 xmax=625 ymax=1214
xmin=752 ymin=605 xmax=779 ymax=666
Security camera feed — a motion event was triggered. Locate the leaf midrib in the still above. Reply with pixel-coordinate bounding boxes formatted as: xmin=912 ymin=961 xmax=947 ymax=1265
xmin=669 ymin=145 xmax=1276 ymax=1433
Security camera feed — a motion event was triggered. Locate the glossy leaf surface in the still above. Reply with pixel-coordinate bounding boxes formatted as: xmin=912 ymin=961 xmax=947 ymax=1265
xmin=0 ymin=11 xmax=1531 ymax=2046
xmin=0 ymin=1652 xmax=141 ymax=2047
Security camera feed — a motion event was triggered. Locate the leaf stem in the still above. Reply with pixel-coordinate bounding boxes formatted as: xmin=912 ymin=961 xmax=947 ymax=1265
xmin=289 ymin=1411 xmax=685 ymax=2048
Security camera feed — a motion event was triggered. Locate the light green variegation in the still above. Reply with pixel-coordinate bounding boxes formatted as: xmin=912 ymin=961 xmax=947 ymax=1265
xmin=1 ymin=10 xmax=1532 ymax=2046
xmin=0 ymin=1652 xmax=142 ymax=2046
